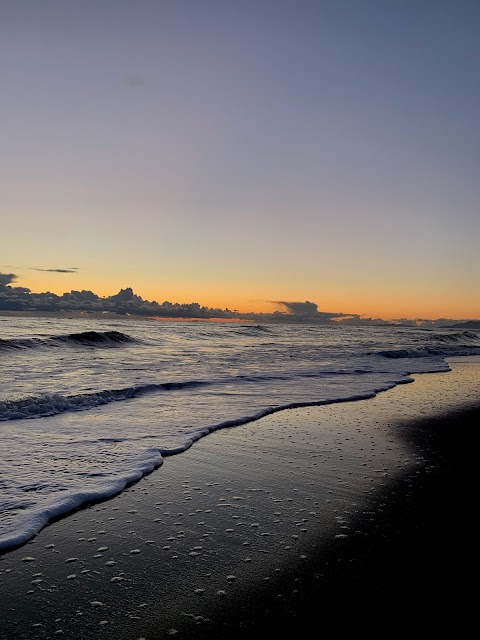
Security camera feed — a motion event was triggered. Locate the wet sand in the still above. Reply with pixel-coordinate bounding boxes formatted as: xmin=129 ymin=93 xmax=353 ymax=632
xmin=1 ymin=357 xmax=479 ymax=638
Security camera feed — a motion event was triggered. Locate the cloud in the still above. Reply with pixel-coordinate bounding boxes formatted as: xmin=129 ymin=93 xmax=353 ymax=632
xmin=0 ymin=272 xmax=17 ymax=286
xmin=124 ymin=72 xmax=151 ymax=89
xmin=0 ymin=282 xmax=473 ymax=326
xmin=0 ymin=282 xmax=235 ymax=318
xmin=275 ymin=301 xmax=320 ymax=316
xmin=31 ymin=267 xmax=79 ymax=273
xmin=273 ymin=300 xmax=349 ymax=318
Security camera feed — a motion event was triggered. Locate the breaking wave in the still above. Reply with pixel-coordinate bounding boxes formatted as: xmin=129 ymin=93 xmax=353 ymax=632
xmin=0 ymin=380 xmax=211 ymax=421
xmin=431 ymin=330 xmax=479 ymax=343
xmin=378 ymin=345 xmax=480 ymax=359
xmin=377 ymin=329 xmax=480 ymax=359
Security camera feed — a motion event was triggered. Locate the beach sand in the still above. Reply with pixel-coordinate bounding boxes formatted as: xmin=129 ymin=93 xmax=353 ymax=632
xmin=1 ymin=357 xmax=479 ymax=639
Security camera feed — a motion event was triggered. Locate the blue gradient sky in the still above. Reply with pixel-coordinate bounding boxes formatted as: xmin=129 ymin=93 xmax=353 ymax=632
xmin=2 ymin=0 xmax=479 ymax=319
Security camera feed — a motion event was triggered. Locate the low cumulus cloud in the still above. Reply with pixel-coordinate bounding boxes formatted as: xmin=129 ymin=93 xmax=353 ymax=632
xmin=0 ymin=281 xmax=237 ymax=318
xmin=0 ymin=273 xmax=17 ymax=286
xmin=275 ymin=301 xmax=319 ymax=316
xmin=272 ymin=300 xmax=349 ymax=320
xmin=0 ymin=276 xmax=471 ymax=326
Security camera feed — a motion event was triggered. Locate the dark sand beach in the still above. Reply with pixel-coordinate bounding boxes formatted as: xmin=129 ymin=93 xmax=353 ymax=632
xmin=1 ymin=357 xmax=479 ymax=639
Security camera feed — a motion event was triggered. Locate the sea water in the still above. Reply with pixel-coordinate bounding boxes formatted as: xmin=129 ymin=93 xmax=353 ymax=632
xmin=1 ymin=315 xmax=479 ymax=552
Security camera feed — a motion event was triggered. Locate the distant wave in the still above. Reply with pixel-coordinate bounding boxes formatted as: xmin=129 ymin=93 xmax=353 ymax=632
xmin=377 ymin=329 xmax=480 ymax=359
xmin=0 ymin=330 xmax=136 ymax=351
xmin=234 ymin=324 xmax=273 ymax=335
xmin=60 ymin=330 xmax=135 ymax=345
xmin=378 ymin=348 xmax=435 ymax=358
xmin=431 ymin=330 xmax=479 ymax=343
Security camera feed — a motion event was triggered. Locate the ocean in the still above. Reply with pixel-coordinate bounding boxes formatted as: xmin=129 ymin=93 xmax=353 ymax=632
xmin=1 ymin=315 xmax=479 ymax=553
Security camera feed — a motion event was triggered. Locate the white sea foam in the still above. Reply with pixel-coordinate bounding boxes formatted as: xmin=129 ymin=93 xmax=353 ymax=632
xmin=0 ymin=317 xmax=479 ymax=552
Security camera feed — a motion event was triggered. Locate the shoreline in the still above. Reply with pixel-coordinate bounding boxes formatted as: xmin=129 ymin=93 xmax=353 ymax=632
xmin=1 ymin=357 xmax=479 ymax=637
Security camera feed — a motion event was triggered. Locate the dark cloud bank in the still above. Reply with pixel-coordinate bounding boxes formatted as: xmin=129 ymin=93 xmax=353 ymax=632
xmin=0 ymin=273 xmax=475 ymax=327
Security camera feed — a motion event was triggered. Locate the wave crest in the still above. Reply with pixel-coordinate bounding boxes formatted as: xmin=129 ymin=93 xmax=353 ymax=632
xmin=432 ymin=330 xmax=479 ymax=343
xmin=0 ymin=330 xmax=136 ymax=351
xmin=0 ymin=380 xmax=209 ymax=421
xmin=378 ymin=345 xmax=480 ymax=359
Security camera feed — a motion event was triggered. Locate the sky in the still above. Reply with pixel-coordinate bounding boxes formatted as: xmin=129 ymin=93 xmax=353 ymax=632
xmin=1 ymin=0 xmax=479 ymax=320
